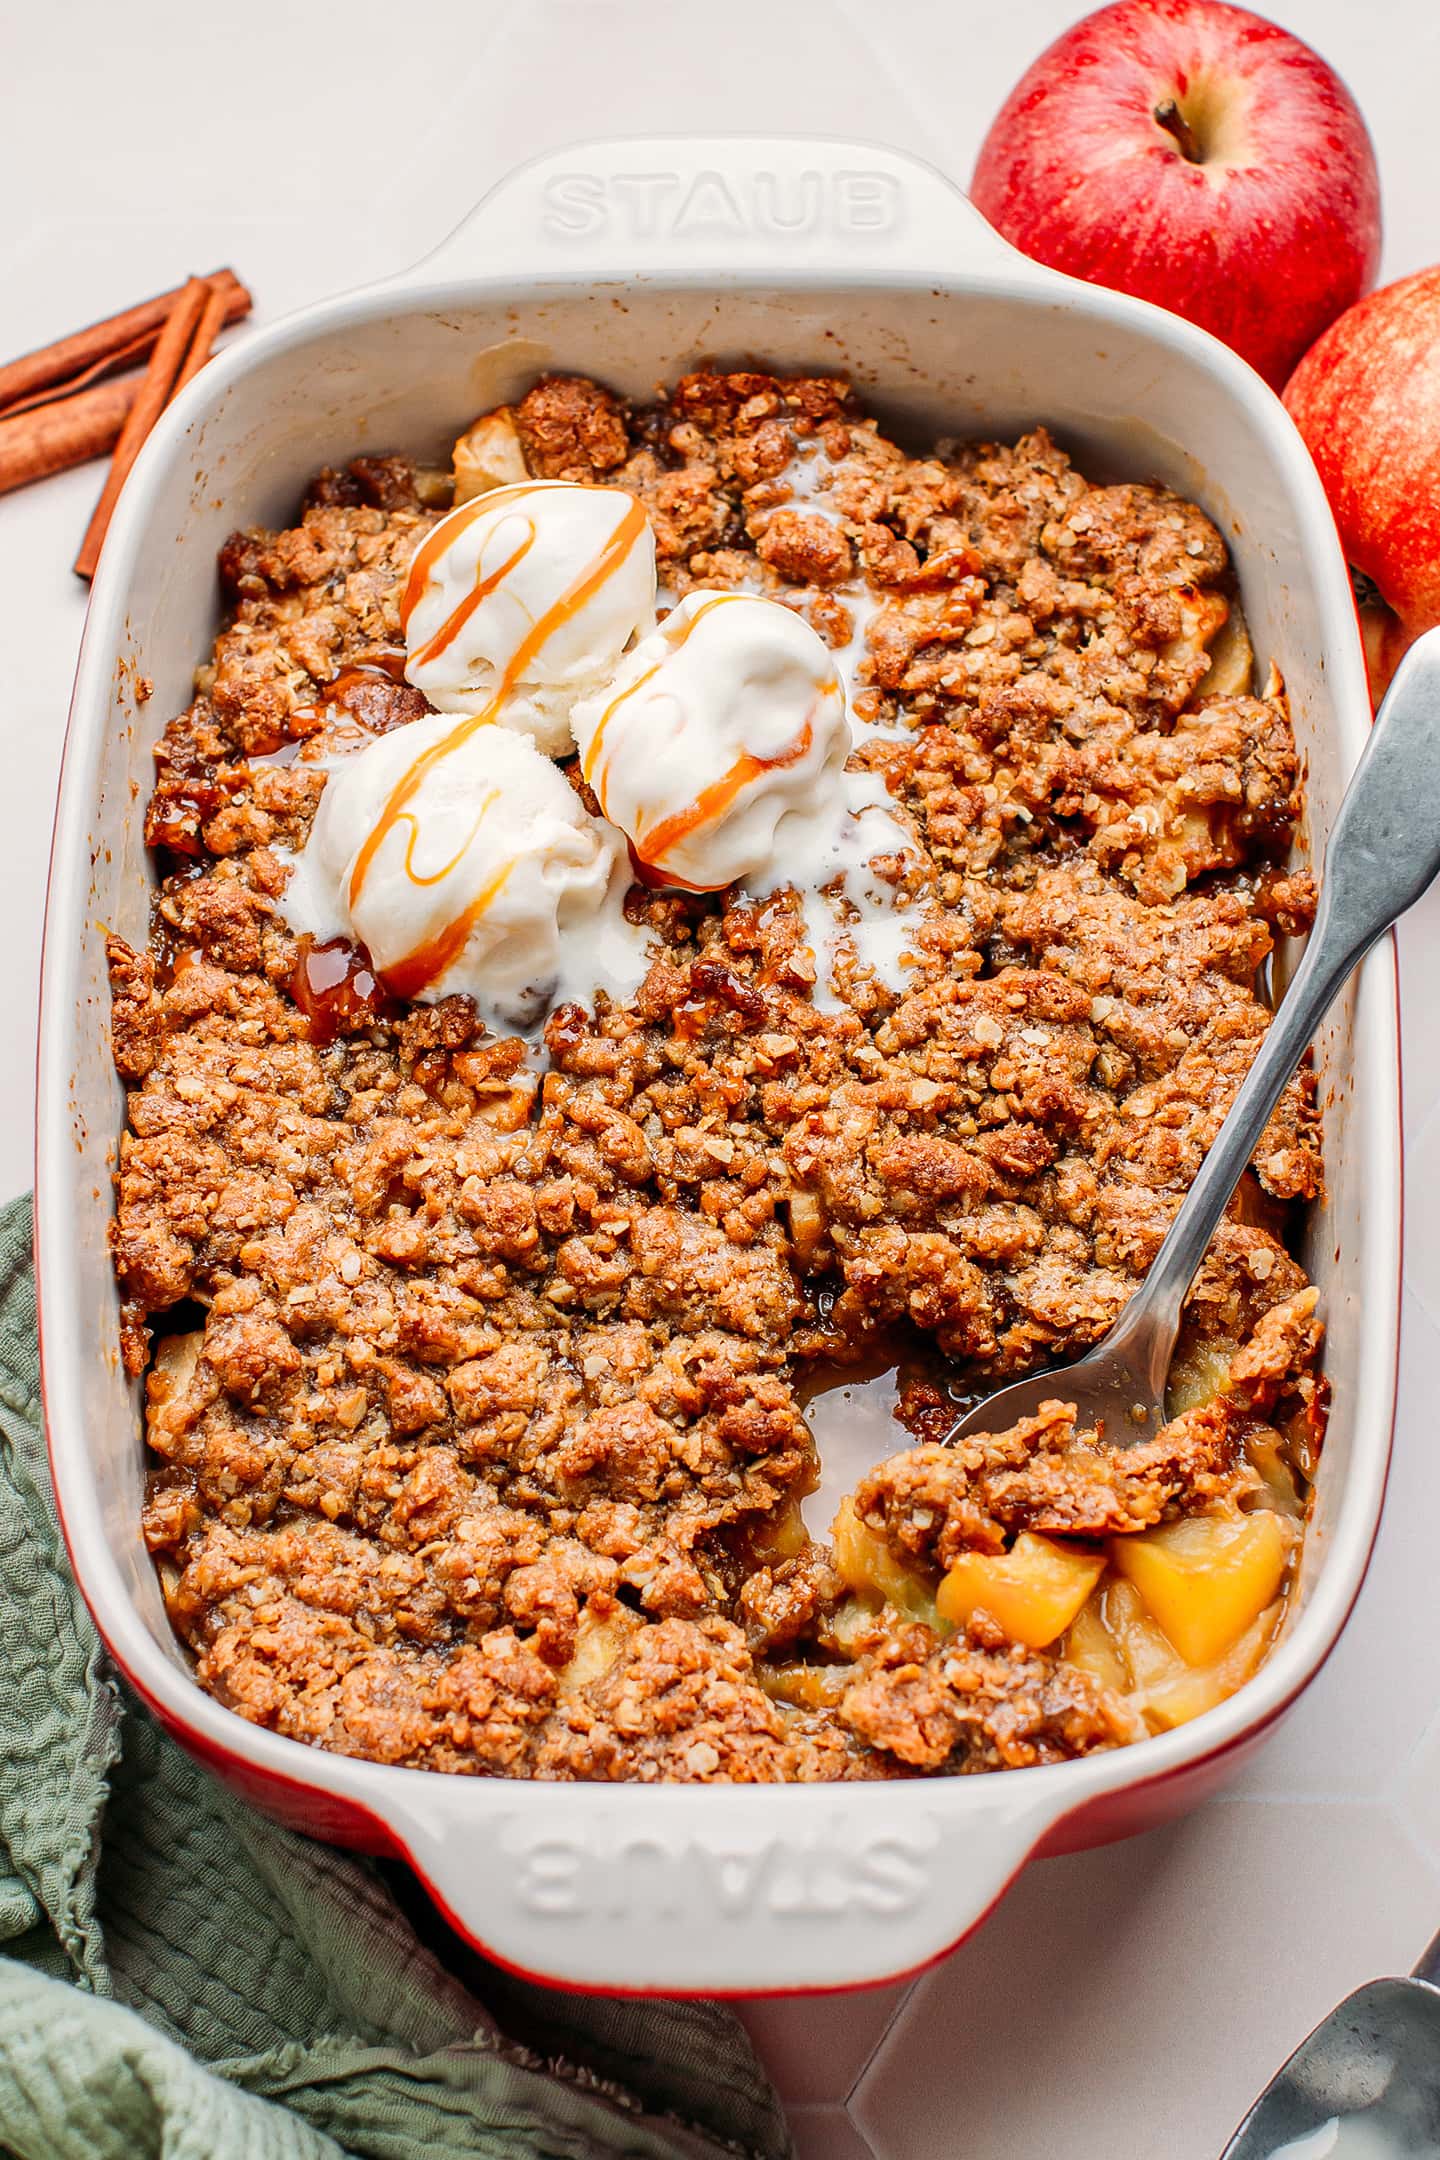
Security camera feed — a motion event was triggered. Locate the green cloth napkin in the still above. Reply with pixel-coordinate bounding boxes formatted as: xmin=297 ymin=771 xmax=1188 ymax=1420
xmin=0 ymin=1196 xmax=789 ymax=2160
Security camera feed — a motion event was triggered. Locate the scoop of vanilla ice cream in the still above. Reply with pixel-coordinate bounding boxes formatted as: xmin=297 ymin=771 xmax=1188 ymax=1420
xmin=402 ymin=481 xmax=656 ymax=755
xmin=280 ymin=713 xmax=650 ymax=1031
xmin=571 ymin=590 xmax=850 ymax=891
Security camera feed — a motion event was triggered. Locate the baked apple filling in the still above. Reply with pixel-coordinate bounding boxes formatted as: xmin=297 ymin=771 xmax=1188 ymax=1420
xmin=108 ymin=369 xmax=1326 ymax=1782
xmin=815 ymin=1300 xmax=1313 ymax=1747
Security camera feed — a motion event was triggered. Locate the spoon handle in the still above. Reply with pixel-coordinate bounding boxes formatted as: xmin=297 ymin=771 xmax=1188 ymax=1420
xmin=1112 ymin=625 xmax=1440 ymax=1359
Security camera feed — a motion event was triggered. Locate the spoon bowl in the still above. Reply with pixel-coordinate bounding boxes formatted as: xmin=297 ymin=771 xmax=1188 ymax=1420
xmin=1221 ymin=1970 xmax=1440 ymax=2158
xmin=943 ymin=1300 xmax=1173 ymax=1451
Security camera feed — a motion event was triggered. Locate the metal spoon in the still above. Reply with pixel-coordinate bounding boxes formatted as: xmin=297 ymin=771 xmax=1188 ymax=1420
xmin=947 ymin=626 xmax=1440 ymax=1451
xmin=1219 ymin=1929 xmax=1440 ymax=2158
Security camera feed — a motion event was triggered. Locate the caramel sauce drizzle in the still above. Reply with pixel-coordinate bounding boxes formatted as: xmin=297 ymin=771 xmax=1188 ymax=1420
xmin=580 ymin=660 xmax=661 ymax=793
xmin=380 ymin=858 xmax=516 ymax=1002
xmin=328 ymin=648 xmax=409 ymax=690
xmin=639 ymin=717 xmax=818 ymax=872
xmin=361 ymin=487 xmax=649 ymax=995
xmin=282 ymin=650 xmax=412 ymax=743
xmin=399 ymin=482 xmax=548 ymax=641
xmin=580 ymin=591 xmax=742 ymax=794
xmin=397 ymin=787 xmax=501 ymax=889
xmin=406 ymin=522 xmax=536 ymax=672
xmin=581 ymin=589 xmax=842 ymax=880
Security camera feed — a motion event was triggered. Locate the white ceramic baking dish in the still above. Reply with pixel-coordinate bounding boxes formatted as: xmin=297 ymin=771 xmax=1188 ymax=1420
xmin=36 ymin=136 xmax=1400 ymax=1997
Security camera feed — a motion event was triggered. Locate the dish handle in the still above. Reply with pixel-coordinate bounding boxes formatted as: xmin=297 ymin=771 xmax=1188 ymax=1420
xmin=385 ymin=1779 xmax=1065 ymax=1993
xmin=396 ymin=135 xmax=1036 ymax=289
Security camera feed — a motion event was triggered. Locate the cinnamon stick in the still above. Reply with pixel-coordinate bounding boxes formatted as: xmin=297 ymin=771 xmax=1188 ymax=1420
xmin=170 ymin=278 xmax=231 ymax=400
xmin=74 ymin=277 xmax=210 ymax=581
xmin=0 ymin=269 xmax=250 ymax=414
xmin=0 ymin=329 xmax=155 ymax=421
xmin=0 ymin=376 xmax=138 ymax=497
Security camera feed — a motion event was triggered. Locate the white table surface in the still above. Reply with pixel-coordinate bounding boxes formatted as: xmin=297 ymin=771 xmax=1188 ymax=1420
xmin=5 ymin=4 xmax=1439 ymax=2154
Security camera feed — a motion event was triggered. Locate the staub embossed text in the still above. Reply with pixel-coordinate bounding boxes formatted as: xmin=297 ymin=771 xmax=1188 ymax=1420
xmin=540 ymin=167 xmax=901 ymax=242
xmin=505 ymin=1822 xmax=933 ymax=1923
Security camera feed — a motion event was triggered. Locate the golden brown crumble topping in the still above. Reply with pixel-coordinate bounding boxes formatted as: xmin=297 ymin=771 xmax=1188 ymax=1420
xmin=109 ymin=371 xmax=1326 ymax=1782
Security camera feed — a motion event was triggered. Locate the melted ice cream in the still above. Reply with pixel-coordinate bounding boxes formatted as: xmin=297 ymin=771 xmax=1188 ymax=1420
xmin=279 ymin=713 xmax=651 ymax=1032
xmin=286 ymin=481 xmax=922 ymax=1033
xmin=573 ymin=587 xmax=922 ymax=1004
xmin=572 ymin=591 xmax=850 ymax=890
xmin=776 ymin=442 xmax=887 ymax=738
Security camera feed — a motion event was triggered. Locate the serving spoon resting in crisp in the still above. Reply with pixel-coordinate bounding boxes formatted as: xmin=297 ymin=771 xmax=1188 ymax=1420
xmin=942 ymin=625 xmax=1440 ymax=1452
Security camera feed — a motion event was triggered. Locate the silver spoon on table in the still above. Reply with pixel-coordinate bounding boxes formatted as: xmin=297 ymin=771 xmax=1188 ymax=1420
xmin=946 ymin=626 xmax=1440 ymax=1451
xmin=1219 ymin=1929 xmax=1440 ymax=2158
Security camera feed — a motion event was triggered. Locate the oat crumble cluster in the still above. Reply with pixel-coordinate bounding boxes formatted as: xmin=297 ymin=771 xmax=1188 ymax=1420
xmin=108 ymin=371 xmax=1327 ymax=1783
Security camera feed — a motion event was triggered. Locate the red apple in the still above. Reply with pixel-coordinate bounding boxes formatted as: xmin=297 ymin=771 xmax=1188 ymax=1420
xmin=1284 ymin=267 xmax=1440 ymax=700
xmin=971 ymin=0 xmax=1381 ymax=389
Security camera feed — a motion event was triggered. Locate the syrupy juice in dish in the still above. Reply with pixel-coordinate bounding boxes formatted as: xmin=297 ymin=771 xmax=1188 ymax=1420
xmin=109 ymin=372 xmax=1325 ymax=1783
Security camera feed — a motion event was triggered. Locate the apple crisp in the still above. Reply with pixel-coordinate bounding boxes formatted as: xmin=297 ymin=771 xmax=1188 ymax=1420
xmin=108 ymin=370 xmax=1326 ymax=1782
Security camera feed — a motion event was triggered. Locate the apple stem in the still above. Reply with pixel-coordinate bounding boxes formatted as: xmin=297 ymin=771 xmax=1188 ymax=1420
xmin=1154 ymin=97 xmax=1203 ymax=163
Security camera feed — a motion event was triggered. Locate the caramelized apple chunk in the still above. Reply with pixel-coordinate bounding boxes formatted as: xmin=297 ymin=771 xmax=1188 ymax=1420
xmin=831 ymin=1497 xmax=940 ymax=1628
xmin=1065 ymin=1577 xmax=1281 ymax=1732
xmin=1109 ymin=1508 xmax=1292 ymax=1666
xmin=1197 ymin=598 xmax=1255 ymax=699
xmin=935 ymin=1532 xmax=1105 ymax=1649
xmin=555 ymin=1607 xmax=639 ymax=1698
xmin=452 ymin=405 xmax=530 ymax=503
